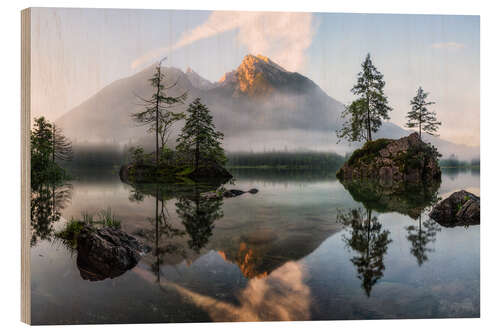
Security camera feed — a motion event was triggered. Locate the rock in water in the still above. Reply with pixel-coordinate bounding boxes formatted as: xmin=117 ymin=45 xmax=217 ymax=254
xmin=248 ymin=188 xmax=259 ymax=194
xmin=337 ymin=133 xmax=441 ymax=187
xmin=223 ymin=189 xmax=246 ymax=198
xmin=429 ymin=190 xmax=480 ymax=227
xmin=76 ymin=226 xmax=149 ymax=281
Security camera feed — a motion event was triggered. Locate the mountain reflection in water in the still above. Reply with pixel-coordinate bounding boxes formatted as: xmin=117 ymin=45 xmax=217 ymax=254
xmin=29 ymin=167 xmax=480 ymax=324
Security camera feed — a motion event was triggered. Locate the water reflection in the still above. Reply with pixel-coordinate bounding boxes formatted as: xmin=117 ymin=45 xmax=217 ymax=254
xmin=176 ymin=190 xmax=224 ymax=253
xmin=340 ymin=178 xmax=440 ymax=219
xmin=406 ymin=215 xmax=441 ymax=266
xmin=337 ymin=208 xmax=392 ymax=296
xmin=134 ymin=260 xmax=311 ymax=321
xmin=126 ymin=181 xmax=225 ymax=283
xmin=29 ymin=167 xmax=480 ymax=323
xmin=337 ymin=177 xmax=444 ymax=294
xmin=30 ymin=181 xmax=72 ymax=246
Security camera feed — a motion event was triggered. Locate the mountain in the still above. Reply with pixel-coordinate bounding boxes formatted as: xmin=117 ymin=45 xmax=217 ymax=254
xmin=56 ymin=54 xmax=479 ymax=159
xmin=185 ymin=67 xmax=216 ymax=90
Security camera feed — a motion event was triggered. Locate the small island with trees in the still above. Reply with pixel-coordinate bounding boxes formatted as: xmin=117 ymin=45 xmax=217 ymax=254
xmin=119 ymin=59 xmax=232 ymax=184
xmin=336 ymin=54 xmax=442 ymax=190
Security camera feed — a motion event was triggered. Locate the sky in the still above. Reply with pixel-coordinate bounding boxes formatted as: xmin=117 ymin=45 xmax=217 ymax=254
xmin=31 ymin=8 xmax=480 ymax=146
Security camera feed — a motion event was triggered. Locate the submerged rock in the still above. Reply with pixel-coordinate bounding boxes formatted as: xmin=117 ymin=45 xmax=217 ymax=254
xmin=429 ymin=190 xmax=480 ymax=227
xmin=337 ymin=133 xmax=441 ymax=187
xmin=76 ymin=226 xmax=149 ymax=281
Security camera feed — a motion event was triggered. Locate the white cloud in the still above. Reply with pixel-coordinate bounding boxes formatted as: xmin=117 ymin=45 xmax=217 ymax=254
xmin=132 ymin=11 xmax=315 ymax=71
xmin=431 ymin=41 xmax=465 ymax=49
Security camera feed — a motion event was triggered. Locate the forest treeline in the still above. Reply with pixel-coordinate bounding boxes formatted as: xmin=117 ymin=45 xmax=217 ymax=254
xmin=62 ymin=143 xmax=480 ymax=171
xmin=226 ymin=151 xmax=345 ymax=170
xmin=63 ymin=144 xmax=348 ymax=170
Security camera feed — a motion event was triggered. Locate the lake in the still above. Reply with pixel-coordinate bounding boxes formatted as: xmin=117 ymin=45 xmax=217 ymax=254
xmin=30 ymin=167 xmax=480 ymax=324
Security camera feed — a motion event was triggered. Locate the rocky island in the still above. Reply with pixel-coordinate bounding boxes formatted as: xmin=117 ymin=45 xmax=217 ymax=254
xmin=337 ymin=133 xmax=441 ymax=192
xmin=119 ymin=153 xmax=232 ymax=184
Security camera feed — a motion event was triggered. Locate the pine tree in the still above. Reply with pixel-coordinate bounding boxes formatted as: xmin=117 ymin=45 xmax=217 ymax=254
xmin=132 ymin=57 xmax=186 ymax=166
xmin=337 ymin=53 xmax=392 ymax=143
xmin=406 ymin=86 xmax=441 ymax=139
xmin=52 ymin=123 xmax=73 ymax=162
xmin=176 ymin=98 xmax=225 ymax=170
xmin=31 ymin=117 xmax=68 ymax=187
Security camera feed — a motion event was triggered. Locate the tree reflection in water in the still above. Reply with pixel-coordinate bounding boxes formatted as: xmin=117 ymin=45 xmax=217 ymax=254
xmin=337 ymin=208 xmax=392 ymax=297
xmin=176 ymin=186 xmax=224 ymax=253
xmin=30 ymin=181 xmax=72 ymax=246
xmin=128 ymin=182 xmax=224 ymax=283
xmin=406 ymin=214 xmax=441 ymax=266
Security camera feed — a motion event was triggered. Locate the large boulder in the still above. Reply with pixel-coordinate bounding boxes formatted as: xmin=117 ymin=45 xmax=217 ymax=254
xmin=337 ymin=133 xmax=441 ymax=190
xmin=429 ymin=190 xmax=480 ymax=227
xmin=76 ymin=226 xmax=149 ymax=281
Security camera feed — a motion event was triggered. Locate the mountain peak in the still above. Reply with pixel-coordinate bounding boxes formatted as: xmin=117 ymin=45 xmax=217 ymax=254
xmin=184 ymin=67 xmax=215 ymax=90
xmin=217 ymin=54 xmax=293 ymax=96
xmin=241 ymin=54 xmax=287 ymax=72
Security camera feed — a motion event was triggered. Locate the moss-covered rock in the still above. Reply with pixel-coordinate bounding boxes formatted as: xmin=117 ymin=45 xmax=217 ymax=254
xmin=429 ymin=190 xmax=480 ymax=227
xmin=337 ymin=133 xmax=441 ymax=187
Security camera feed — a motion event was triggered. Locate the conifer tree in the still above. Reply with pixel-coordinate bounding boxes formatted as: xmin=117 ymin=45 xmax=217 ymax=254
xmin=52 ymin=123 xmax=73 ymax=162
xmin=406 ymin=86 xmax=441 ymax=139
xmin=176 ymin=98 xmax=225 ymax=170
xmin=337 ymin=53 xmax=392 ymax=143
xmin=132 ymin=57 xmax=186 ymax=166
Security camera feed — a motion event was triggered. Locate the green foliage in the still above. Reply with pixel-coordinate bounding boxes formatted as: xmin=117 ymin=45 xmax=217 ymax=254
xmin=31 ymin=117 xmax=69 ymax=188
xmin=176 ymin=98 xmax=226 ymax=169
xmin=393 ymin=142 xmax=441 ymax=173
xmin=227 ymin=151 xmax=345 ymax=170
xmin=129 ymin=146 xmax=146 ymax=165
xmin=131 ymin=59 xmax=187 ymax=165
xmin=55 ymin=209 xmax=121 ymax=249
xmin=347 ymin=138 xmax=392 ymax=166
xmin=54 ymin=218 xmax=85 ymax=249
xmin=337 ymin=53 xmax=392 ymax=143
xmin=96 ymin=207 xmax=121 ymax=228
xmin=406 ymin=86 xmax=441 ymax=138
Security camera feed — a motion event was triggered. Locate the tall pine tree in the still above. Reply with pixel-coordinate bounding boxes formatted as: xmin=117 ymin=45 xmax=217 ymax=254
xmin=406 ymin=86 xmax=441 ymax=139
xmin=337 ymin=53 xmax=392 ymax=143
xmin=176 ymin=98 xmax=225 ymax=170
xmin=132 ymin=57 xmax=186 ymax=166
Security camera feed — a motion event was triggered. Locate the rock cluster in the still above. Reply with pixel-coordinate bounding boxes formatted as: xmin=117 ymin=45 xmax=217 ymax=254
xmin=337 ymin=133 xmax=441 ymax=189
xmin=429 ymin=190 xmax=480 ymax=227
xmin=76 ymin=226 xmax=150 ymax=281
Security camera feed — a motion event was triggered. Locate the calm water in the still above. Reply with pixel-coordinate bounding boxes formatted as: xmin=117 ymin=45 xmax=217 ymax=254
xmin=30 ymin=168 xmax=480 ymax=324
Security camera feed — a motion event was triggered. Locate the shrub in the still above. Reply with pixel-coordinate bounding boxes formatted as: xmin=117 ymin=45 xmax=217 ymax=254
xmin=347 ymin=138 xmax=392 ymax=166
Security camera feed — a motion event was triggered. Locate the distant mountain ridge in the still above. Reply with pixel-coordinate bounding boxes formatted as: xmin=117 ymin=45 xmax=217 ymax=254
xmin=56 ymin=54 xmax=479 ymax=159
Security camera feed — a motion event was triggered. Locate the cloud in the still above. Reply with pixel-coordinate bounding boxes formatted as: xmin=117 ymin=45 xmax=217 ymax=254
xmin=132 ymin=11 xmax=315 ymax=71
xmin=133 ymin=260 xmax=311 ymax=321
xmin=431 ymin=42 xmax=465 ymax=49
